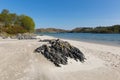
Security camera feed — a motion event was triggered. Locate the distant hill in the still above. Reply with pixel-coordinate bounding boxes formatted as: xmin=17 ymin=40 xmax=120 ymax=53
xmin=70 ymin=27 xmax=93 ymax=33
xmin=70 ymin=25 xmax=120 ymax=33
xmin=36 ymin=25 xmax=120 ymax=33
xmin=35 ymin=28 xmax=68 ymax=33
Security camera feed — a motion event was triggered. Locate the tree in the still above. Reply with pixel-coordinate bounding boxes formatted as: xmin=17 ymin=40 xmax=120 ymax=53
xmin=19 ymin=15 xmax=35 ymax=32
xmin=0 ymin=9 xmax=35 ymax=34
xmin=1 ymin=9 xmax=9 ymax=14
xmin=0 ymin=9 xmax=11 ymax=27
xmin=113 ymin=25 xmax=120 ymax=33
xmin=9 ymin=13 xmax=17 ymax=26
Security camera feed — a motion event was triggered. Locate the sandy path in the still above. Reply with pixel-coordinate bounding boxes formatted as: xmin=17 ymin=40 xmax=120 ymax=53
xmin=0 ymin=37 xmax=120 ymax=80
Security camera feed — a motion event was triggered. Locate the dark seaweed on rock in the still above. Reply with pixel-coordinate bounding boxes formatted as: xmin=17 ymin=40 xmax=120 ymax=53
xmin=34 ymin=39 xmax=86 ymax=67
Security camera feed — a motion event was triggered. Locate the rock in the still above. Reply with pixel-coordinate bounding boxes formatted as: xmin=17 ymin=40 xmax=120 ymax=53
xmin=39 ymin=39 xmax=52 ymax=42
xmin=34 ymin=39 xmax=86 ymax=67
xmin=16 ymin=33 xmax=37 ymax=40
xmin=0 ymin=32 xmax=38 ymax=40
xmin=0 ymin=32 xmax=9 ymax=39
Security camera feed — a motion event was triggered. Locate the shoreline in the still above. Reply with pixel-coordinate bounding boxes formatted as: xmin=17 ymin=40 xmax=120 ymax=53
xmin=0 ymin=35 xmax=120 ymax=80
xmin=43 ymin=34 xmax=120 ymax=47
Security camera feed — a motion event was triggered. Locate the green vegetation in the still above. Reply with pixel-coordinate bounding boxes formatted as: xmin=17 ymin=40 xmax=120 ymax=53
xmin=70 ymin=25 xmax=120 ymax=33
xmin=36 ymin=28 xmax=68 ymax=33
xmin=70 ymin=27 xmax=93 ymax=33
xmin=36 ymin=25 xmax=120 ymax=33
xmin=0 ymin=9 xmax=35 ymax=34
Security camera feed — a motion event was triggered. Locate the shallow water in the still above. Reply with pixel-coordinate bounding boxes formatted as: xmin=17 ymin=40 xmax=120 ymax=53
xmin=37 ymin=33 xmax=120 ymax=46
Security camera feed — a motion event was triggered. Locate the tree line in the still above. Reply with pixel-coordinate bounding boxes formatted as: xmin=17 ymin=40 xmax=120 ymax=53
xmin=70 ymin=25 xmax=120 ymax=33
xmin=0 ymin=9 xmax=35 ymax=34
xmin=36 ymin=25 xmax=120 ymax=33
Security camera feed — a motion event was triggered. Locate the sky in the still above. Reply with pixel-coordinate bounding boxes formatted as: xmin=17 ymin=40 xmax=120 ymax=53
xmin=0 ymin=0 xmax=120 ymax=29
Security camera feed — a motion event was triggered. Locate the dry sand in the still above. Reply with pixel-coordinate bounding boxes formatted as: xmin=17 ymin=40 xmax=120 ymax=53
xmin=0 ymin=35 xmax=120 ymax=80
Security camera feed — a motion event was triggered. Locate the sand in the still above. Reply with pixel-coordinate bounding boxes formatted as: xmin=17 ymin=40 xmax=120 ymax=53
xmin=0 ymin=35 xmax=120 ymax=80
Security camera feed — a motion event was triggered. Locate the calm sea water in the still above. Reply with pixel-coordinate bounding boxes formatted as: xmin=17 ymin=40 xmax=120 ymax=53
xmin=38 ymin=33 xmax=120 ymax=46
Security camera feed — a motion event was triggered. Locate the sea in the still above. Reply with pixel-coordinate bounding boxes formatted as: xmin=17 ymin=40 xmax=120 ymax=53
xmin=38 ymin=33 xmax=120 ymax=46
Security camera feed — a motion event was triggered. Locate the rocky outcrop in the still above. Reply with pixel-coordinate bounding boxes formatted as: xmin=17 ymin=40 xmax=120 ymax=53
xmin=0 ymin=33 xmax=37 ymax=39
xmin=16 ymin=33 xmax=37 ymax=40
xmin=0 ymin=32 xmax=9 ymax=39
xmin=34 ymin=39 xmax=86 ymax=67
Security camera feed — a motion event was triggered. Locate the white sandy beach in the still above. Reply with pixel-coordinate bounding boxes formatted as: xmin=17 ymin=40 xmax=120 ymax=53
xmin=0 ymin=35 xmax=120 ymax=80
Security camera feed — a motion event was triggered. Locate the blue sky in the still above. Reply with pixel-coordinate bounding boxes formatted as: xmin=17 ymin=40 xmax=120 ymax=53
xmin=0 ymin=0 xmax=120 ymax=29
